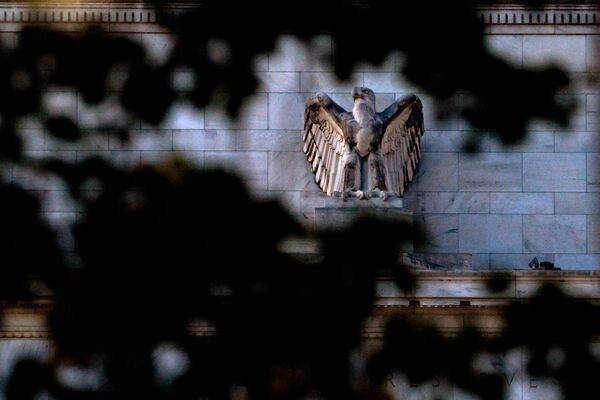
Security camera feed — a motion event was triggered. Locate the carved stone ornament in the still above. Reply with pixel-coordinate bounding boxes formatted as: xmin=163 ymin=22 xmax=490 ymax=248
xmin=303 ymin=87 xmax=424 ymax=200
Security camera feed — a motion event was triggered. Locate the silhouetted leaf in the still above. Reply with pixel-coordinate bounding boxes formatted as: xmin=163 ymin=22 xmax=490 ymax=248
xmin=46 ymin=116 xmax=81 ymax=141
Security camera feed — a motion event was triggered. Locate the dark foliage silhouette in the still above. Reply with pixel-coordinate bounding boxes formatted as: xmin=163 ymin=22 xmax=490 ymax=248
xmin=0 ymin=1 xmax=598 ymax=400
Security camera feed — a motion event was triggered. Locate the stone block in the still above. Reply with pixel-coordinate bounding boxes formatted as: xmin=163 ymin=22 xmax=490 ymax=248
xmin=46 ymin=130 xmax=109 ymax=151
xmin=21 ymin=129 xmax=46 ymax=151
xmin=300 ymin=72 xmax=363 ymax=93
xmin=489 ymin=25 xmax=555 ymax=35
xmin=459 ymin=153 xmax=522 ymax=192
xmin=0 ymin=31 xmax=17 ymax=51
xmin=566 ymin=94 xmax=587 ymax=131
xmin=423 ymin=131 xmax=489 ymax=153
xmin=523 ymin=35 xmax=586 ymax=72
xmin=408 ymin=253 xmax=474 ymax=270
xmin=363 ymin=72 xmax=413 ymax=93
xmin=0 ymin=340 xmax=50 ymax=380
xmin=587 ymin=215 xmax=600 ymax=253
xmin=158 ymin=102 xmax=204 ymax=130
xmin=587 ymin=35 xmax=600 ymax=72
xmin=316 ymin=203 xmax=411 ymax=234
xmin=401 ymin=185 xmax=419 ymax=208
xmin=555 ymin=26 xmax=600 ymax=35
xmin=253 ymin=54 xmax=269 ymax=72
xmin=107 ymin=151 xmax=142 ymax=168
xmin=293 ymin=190 xmax=331 ymax=216
xmin=587 ymin=94 xmax=600 ymax=132
xmin=490 ymin=193 xmax=554 ymax=214
xmin=415 ymin=192 xmax=489 ymax=214
xmin=415 ymin=276 xmax=510 ymax=298
xmin=471 ymin=253 xmax=490 ymax=270
xmin=329 ymin=92 xmax=354 ymax=111
xmin=554 ymin=131 xmax=600 ymax=152
xmin=374 ymin=281 xmax=403 ymax=298
xmin=204 ymin=151 xmax=268 ymax=191
xmin=141 ymin=150 xmax=192 ymax=165
xmin=140 ymin=32 xmax=174 ymax=65
xmin=523 ymin=215 xmax=586 ymax=253
xmin=471 ymin=349 xmax=523 ymax=400
xmin=173 ymin=130 xmax=235 ymax=151
xmin=205 ymin=94 xmax=268 ymax=130
xmin=416 ymin=153 xmax=458 ymax=192
xmin=529 ymin=94 xmax=585 ymax=131
xmin=257 ymin=72 xmax=300 ymax=92
xmin=269 ymin=35 xmax=332 ymax=72
xmin=44 ymin=211 xmax=77 ymax=250
xmin=459 ymin=214 xmax=522 ymax=253
xmin=485 ymin=35 xmax=523 ymax=67
xmin=104 ymin=71 xmax=128 ymax=92
xmin=268 ymin=93 xmax=306 ymax=130
xmin=40 ymin=190 xmax=77 ymax=212
xmin=559 ymin=73 xmax=600 ymax=95
xmin=354 ymin=53 xmax=397 ymax=72
xmin=555 ymin=193 xmax=600 ymax=214
xmin=408 ymin=93 xmax=459 ymax=131
xmin=236 ymin=130 xmax=301 ymax=151
xmin=43 ymin=91 xmax=78 ymax=120
xmin=268 ymin=151 xmax=317 ymax=191
xmin=387 ymin=375 xmax=455 ymax=400
xmin=414 ymin=214 xmax=459 ymax=253
xmin=170 ymin=69 xmax=195 ymax=92
xmin=105 ymin=33 xmax=143 ymax=54
xmin=554 ymin=254 xmax=600 ymax=271
xmin=490 ymin=253 xmax=556 ymax=270
xmin=79 ymin=94 xmax=135 ymax=129
xmin=110 ymin=130 xmax=172 ymax=151
xmin=171 ymin=151 xmax=204 ymax=167
xmin=490 ymin=131 xmax=554 ymax=153
xmin=587 ymin=153 xmax=600 ymax=191
xmin=523 ymin=153 xmax=586 ymax=192
xmin=522 ymin=377 xmax=567 ymax=400
xmin=13 ymin=151 xmax=75 ymax=190
xmin=373 ymin=93 xmax=399 ymax=113
xmin=12 ymin=167 xmax=64 ymax=191
xmin=24 ymin=150 xmax=77 ymax=163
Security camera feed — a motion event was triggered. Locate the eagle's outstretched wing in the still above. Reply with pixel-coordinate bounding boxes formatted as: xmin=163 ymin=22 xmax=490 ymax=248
xmin=378 ymin=94 xmax=424 ymax=196
xmin=303 ymin=93 xmax=352 ymax=196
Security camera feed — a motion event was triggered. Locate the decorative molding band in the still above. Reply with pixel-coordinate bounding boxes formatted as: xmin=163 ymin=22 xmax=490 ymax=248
xmin=0 ymin=6 xmax=185 ymax=25
xmin=1 ymin=271 xmax=598 ymax=340
xmin=0 ymin=4 xmax=596 ymax=28
xmin=478 ymin=5 xmax=600 ymax=26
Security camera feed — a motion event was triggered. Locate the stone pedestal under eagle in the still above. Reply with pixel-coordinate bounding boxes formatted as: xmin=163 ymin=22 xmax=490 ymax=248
xmin=303 ymin=87 xmax=424 ymax=200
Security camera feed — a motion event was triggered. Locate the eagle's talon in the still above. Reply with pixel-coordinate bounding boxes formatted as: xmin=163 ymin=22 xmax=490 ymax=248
xmin=343 ymin=189 xmax=366 ymax=200
xmin=369 ymin=188 xmax=399 ymax=201
xmin=370 ymin=188 xmax=384 ymax=200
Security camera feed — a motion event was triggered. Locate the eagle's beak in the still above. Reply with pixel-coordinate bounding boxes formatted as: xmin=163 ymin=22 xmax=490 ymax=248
xmin=351 ymin=87 xmax=361 ymax=99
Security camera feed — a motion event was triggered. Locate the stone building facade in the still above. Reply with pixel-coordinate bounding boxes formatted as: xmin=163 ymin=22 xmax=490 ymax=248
xmin=0 ymin=3 xmax=598 ymax=400
xmin=2 ymin=3 xmax=597 ymax=270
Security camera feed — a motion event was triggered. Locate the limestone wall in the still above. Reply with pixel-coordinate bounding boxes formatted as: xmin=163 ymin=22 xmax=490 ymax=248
xmin=2 ymin=5 xmax=600 ymax=270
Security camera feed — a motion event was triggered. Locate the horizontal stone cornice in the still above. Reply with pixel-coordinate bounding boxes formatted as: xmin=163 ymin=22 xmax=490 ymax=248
xmin=1 ymin=271 xmax=598 ymax=339
xmin=479 ymin=4 xmax=600 ymax=25
xmin=0 ymin=3 xmax=595 ymax=30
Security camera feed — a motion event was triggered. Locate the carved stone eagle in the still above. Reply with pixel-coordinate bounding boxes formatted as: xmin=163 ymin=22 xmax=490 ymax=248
xmin=303 ymin=87 xmax=424 ymax=200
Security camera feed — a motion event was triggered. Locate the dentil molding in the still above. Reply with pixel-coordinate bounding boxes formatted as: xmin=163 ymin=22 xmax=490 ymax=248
xmin=0 ymin=3 xmax=596 ymax=31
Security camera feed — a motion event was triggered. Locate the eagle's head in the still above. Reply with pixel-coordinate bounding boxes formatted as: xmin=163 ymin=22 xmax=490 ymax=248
xmin=351 ymin=86 xmax=376 ymax=108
